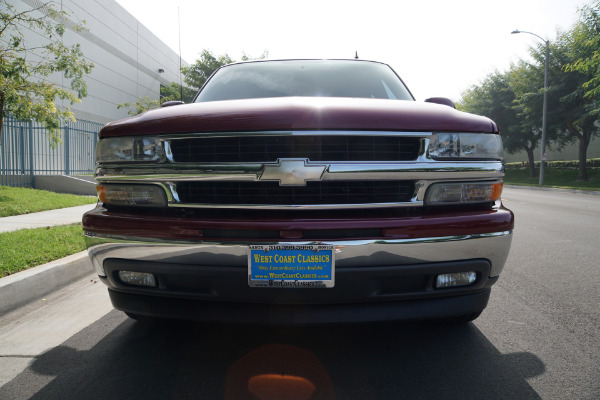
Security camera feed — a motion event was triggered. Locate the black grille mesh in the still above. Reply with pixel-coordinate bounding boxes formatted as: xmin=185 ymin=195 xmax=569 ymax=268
xmin=176 ymin=181 xmax=415 ymax=206
xmin=170 ymin=136 xmax=420 ymax=162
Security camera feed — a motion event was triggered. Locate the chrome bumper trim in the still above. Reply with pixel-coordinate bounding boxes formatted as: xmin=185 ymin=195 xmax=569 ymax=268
xmin=95 ymin=162 xmax=504 ymax=183
xmin=85 ymin=230 xmax=512 ymax=279
xmin=166 ymin=200 xmax=425 ymax=210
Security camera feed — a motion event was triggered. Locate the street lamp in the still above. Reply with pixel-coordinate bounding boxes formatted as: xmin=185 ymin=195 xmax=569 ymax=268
xmin=511 ymin=29 xmax=549 ymax=186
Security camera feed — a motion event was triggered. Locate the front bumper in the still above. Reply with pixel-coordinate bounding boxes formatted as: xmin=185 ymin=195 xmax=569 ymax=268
xmin=107 ymin=285 xmax=495 ymax=325
xmin=83 ymin=204 xmax=513 ymax=323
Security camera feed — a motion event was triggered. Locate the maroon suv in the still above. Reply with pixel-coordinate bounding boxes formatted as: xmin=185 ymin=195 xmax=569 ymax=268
xmin=83 ymin=59 xmax=513 ymax=324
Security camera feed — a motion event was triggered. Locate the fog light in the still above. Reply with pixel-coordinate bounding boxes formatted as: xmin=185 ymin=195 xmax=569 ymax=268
xmin=435 ymin=272 xmax=476 ymax=288
xmin=118 ymin=271 xmax=157 ymax=287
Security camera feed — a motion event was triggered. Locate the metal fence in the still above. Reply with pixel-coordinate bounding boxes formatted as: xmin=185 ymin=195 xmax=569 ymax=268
xmin=0 ymin=115 xmax=102 ymax=187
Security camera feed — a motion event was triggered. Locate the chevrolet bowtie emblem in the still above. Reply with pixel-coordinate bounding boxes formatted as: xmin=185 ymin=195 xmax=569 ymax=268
xmin=259 ymin=159 xmax=327 ymax=186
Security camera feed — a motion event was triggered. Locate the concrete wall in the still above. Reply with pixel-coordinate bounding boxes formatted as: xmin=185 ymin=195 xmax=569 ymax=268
xmin=12 ymin=0 xmax=188 ymax=125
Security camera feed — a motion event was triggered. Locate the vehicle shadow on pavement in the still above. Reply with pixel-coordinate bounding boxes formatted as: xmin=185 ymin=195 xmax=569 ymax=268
xmin=1 ymin=310 xmax=544 ymax=400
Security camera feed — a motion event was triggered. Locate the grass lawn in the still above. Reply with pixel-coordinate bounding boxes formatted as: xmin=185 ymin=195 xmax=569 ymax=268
xmin=0 ymin=185 xmax=97 ymax=217
xmin=504 ymin=168 xmax=600 ymax=191
xmin=0 ymin=224 xmax=87 ymax=278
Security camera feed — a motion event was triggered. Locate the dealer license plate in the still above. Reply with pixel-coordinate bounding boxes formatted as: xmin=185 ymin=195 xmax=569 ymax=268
xmin=248 ymin=244 xmax=335 ymax=288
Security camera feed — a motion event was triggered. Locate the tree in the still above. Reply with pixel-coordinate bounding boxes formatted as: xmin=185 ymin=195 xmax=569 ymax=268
xmin=565 ymin=1 xmax=600 ymax=116
xmin=507 ymin=59 xmax=563 ymax=177
xmin=160 ymin=82 xmax=195 ymax=103
xmin=0 ymin=0 xmax=94 ymax=147
xmin=541 ymin=11 xmax=600 ymax=181
xmin=182 ymin=49 xmax=234 ymax=91
xmin=459 ymin=64 xmax=551 ymax=178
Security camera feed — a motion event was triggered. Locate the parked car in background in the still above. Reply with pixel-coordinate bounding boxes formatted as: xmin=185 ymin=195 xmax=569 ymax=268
xmin=83 ymin=59 xmax=514 ymax=324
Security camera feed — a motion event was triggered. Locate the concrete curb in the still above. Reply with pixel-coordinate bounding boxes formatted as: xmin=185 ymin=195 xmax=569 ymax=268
xmin=0 ymin=251 xmax=95 ymax=317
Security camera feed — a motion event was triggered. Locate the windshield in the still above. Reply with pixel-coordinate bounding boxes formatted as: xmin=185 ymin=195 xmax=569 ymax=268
xmin=194 ymin=60 xmax=414 ymax=102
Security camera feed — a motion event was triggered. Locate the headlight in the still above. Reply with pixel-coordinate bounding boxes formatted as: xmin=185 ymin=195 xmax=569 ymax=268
xmin=429 ymin=133 xmax=503 ymax=160
xmin=96 ymin=136 xmax=161 ymax=163
xmin=97 ymin=184 xmax=167 ymax=207
xmin=426 ymin=182 xmax=503 ymax=205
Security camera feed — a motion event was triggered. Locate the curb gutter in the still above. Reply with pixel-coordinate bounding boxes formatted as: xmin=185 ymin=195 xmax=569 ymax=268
xmin=0 ymin=251 xmax=94 ymax=317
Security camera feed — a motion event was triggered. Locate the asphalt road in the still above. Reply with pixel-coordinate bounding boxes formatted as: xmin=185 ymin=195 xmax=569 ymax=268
xmin=0 ymin=187 xmax=598 ymax=399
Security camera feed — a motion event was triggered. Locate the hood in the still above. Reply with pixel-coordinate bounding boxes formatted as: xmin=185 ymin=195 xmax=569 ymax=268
xmin=100 ymin=97 xmax=498 ymax=138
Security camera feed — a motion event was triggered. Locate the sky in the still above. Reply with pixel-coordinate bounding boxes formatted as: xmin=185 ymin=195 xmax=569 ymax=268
xmin=115 ymin=0 xmax=586 ymax=102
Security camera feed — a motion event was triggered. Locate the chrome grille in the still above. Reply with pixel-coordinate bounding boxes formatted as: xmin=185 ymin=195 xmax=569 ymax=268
xmin=96 ymin=130 xmax=507 ymax=209
xmin=169 ymin=135 xmax=421 ymax=163
xmin=176 ymin=181 xmax=415 ymax=206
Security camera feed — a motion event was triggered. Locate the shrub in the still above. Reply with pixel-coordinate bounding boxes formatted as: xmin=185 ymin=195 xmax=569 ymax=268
xmin=505 ymin=158 xmax=600 ymax=170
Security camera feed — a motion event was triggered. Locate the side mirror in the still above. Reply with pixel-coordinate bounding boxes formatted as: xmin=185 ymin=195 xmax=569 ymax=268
xmin=160 ymin=101 xmax=184 ymax=108
xmin=425 ymin=97 xmax=455 ymax=109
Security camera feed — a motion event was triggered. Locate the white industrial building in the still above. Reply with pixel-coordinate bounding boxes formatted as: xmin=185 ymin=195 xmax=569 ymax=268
xmin=10 ymin=0 xmax=188 ymax=124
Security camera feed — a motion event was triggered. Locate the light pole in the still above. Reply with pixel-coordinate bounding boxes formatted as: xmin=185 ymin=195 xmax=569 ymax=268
xmin=511 ymin=29 xmax=549 ymax=186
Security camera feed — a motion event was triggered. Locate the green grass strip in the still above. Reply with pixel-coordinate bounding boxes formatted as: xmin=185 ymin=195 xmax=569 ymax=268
xmin=503 ymin=169 xmax=600 ymax=191
xmin=0 ymin=224 xmax=87 ymax=278
xmin=0 ymin=185 xmax=97 ymax=217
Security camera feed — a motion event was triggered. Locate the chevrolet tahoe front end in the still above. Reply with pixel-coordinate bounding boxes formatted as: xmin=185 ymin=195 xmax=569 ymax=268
xmin=83 ymin=60 xmax=513 ymax=324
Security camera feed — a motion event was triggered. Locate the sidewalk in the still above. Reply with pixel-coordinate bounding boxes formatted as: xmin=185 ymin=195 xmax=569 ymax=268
xmin=0 ymin=204 xmax=98 ymax=316
xmin=0 ymin=204 xmax=97 ymax=234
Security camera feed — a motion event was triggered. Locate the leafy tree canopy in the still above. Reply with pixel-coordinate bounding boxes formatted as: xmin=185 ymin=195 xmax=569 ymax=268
xmin=161 ymin=82 xmax=196 ymax=103
xmin=564 ymin=1 xmax=600 ymax=115
xmin=538 ymin=11 xmax=600 ymax=181
xmin=0 ymin=0 xmax=94 ymax=147
xmin=182 ymin=49 xmax=234 ymax=91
